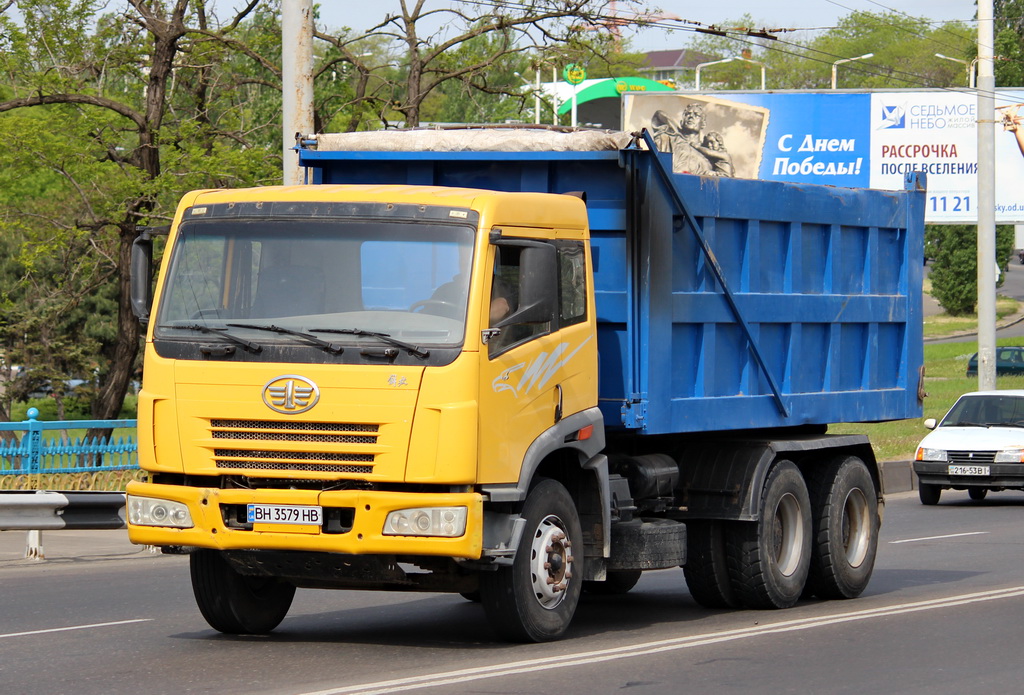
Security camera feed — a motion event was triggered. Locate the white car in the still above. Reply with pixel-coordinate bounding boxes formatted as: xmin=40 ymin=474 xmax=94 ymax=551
xmin=913 ymin=390 xmax=1024 ymax=505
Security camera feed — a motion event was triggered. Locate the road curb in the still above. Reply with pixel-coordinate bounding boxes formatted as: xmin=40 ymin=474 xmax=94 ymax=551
xmin=924 ymin=311 xmax=1024 ymax=343
xmin=881 ymin=460 xmax=915 ymax=493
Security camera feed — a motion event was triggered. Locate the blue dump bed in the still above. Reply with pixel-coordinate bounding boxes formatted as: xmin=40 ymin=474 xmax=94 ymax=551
xmin=300 ymin=131 xmax=925 ymax=435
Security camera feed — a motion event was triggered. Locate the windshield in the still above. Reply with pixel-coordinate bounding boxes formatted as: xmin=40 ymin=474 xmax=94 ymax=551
xmin=154 ymin=211 xmax=475 ymax=350
xmin=941 ymin=394 xmax=1024 ymax=427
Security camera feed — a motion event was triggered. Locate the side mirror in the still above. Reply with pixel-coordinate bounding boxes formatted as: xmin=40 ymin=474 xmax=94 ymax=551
xmin=130 ymin=234 xmax=153 ymax=324
xmin=493 ymin=243 xmax=556 ymax=328
xmin=924 ymin=418 xmax=937 ymax=430
xmin=130 ymin=226 xmax=169 ymax=325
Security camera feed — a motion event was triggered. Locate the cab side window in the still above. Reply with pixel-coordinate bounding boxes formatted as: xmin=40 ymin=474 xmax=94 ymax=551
xmin=489 ymin=246 xmax=551 ymax=357
xmin=487 ymin=240 xmax=589 ymax=358
xmin=558 ymin=242 xmax=587 ymax=327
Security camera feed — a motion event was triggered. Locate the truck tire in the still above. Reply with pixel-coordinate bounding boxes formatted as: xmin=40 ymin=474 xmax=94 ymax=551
xmin=726 ymin=460 xmax=812 ymax=609
xmin=479 ymin=479 xmax=583 ymax=642
xmin=190 ymin=550 xmax=295 ymax=634
xmin=584 ymin=570 xmax=643 ymax=595
xmin=805 ymin=456 xmax=878 ymax=600
xmin=608 ymin=518 xmax=686 ymax=570
xmin=968 ymin=487 xmax=988 ymax=501
xmin=918 ymin=482 xmax=941 ymax=505
xmin=683 ymin=520 xmax=739 ymax=608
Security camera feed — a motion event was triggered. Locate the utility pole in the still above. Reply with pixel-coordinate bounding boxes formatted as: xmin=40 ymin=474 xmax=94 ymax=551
xmin=282 ymin=0 xmax=314 ymax=186
xmin=977 ymin=0 xmax=996 ymax=389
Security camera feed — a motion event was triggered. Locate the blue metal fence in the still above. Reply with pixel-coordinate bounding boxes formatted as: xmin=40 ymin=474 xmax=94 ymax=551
xmin=0 ymin=407 xmax=138 ymax=474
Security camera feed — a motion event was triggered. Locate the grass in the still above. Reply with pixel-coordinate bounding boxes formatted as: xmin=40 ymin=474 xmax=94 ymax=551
xmin=922 ymin=295 xmax=1020 ymax=338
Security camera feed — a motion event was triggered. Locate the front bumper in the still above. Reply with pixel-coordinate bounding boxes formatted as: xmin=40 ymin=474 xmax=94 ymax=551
xmin=913 ymin=461 xmax=1024 ymax=489
xmin=126 ymin=481 xmax=484 ymax=558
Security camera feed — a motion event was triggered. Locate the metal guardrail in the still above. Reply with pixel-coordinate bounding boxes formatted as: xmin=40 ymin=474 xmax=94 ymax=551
xmin=0 ymin=410 xmax=137 ymax=559
xmin=0 ymin=491 xmax=127 ymax=531
xmin=0 ymin=408 xmax=138 ymax=475
xmin=0 ymin=490 xmax=127 ymax=559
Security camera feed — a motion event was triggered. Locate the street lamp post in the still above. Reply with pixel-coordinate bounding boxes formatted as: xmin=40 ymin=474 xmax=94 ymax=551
xmin=695 ymin=56 xmax=766 ymax=90
xmin=513 ymin=70 xmax=542 ymax=124
xmin=831 ymin=53 xmax=874 ymax=89
xmin=935 ymin=53 xmax=978 ymax=88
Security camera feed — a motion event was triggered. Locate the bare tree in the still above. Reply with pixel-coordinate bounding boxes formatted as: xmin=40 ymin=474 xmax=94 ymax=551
xmin=331 ymin=0 xmax=632 ymax=127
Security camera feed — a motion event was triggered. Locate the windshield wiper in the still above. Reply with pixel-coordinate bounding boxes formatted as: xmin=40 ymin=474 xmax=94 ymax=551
xmin=311 ymin=328 xmax=430 ymax=359
xmin=163 ymin=324 xmax=262 ymax=353
xmin=227 ymin=323 xmax=343 ymax=354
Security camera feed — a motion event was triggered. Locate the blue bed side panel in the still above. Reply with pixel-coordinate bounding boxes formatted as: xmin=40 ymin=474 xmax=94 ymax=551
xmin=300 ymin=146 xmax=925 ymax=435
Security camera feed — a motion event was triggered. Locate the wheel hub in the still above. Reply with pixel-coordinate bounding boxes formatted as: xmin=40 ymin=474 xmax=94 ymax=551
xmin=842 ymin=488 xmax=870 ymax=567
xmin=529 ymin=514 xmax=574 ymax=609
xmin=772 ymin=492 xmax=804 ymax=577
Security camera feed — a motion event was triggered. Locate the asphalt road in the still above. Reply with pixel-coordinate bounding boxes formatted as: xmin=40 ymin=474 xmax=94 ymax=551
xmin=4 ymin=489 xmax=1024 ymax=695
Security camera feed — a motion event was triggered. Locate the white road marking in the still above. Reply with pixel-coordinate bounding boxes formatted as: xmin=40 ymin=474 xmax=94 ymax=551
xmin=890 ymin=531 xmax=989 ymax=544
xmin=297 ymin=586 xmax=1024 ymax=695
xmin=0 ymin=618 xmax=152 ymax=639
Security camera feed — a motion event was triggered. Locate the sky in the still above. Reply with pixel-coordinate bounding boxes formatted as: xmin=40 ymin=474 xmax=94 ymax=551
xmin=311 ymin=0 xmax=981 ymax=52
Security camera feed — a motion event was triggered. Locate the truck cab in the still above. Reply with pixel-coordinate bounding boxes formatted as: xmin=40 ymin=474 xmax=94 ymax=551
xmin=128 ymin=183 xmax=606 ymax=641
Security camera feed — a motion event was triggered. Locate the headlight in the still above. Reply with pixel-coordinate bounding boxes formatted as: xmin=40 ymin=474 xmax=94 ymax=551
xmin=916 ymin=447 xmax=947 ymax=462
xmin=383 ymin=507 xmax=467 ymax=537
xmin=128 ymin=496 xmax=194 ymax=528
xmin=996 ymin=449 xmax=1024 ymax=463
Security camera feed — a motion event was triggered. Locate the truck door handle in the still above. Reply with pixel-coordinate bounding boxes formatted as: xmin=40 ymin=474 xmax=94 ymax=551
xmin=555 ymin=384 xmax=563 ymax=423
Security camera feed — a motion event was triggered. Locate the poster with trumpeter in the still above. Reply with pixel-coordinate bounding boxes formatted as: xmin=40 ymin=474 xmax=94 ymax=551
xmin=622 ymin=93 xmax=770 ymax=179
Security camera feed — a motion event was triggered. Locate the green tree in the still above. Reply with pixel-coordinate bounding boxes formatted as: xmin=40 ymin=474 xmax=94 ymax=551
xmin=673 ymin=14 xmax=776 ymax=90
xmin=929 ymin=224 xmax=1015 ymax=316
xmin=0 ymin=0 xmax=279 ymax=427
xmin=678 ymin=11 xmax=975 ymax=91
xmin=995 ymin=0 xmax=1024 ymax=86
xmin=930 ymin=225 xmax=978 ymax=316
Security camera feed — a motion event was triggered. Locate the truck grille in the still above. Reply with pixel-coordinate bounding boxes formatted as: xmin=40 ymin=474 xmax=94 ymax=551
xmin=947 ymin=451 xmax=997 ymax=465
xmin=210 ymin=419 xmax=378 ymax=474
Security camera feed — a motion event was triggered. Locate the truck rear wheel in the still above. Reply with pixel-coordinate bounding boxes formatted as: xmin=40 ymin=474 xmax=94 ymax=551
xmin=727 ymin=460 xmax=811 ymax=609
xmin=684 ymin=520 xmax=739 ymax=608
xmin=190 ymin=550 xmax=295 ymax=634
xmin=805 ymin=456 xmax=878 ymax=599
xmin=480 ymin=479 xmax=583 ymax=642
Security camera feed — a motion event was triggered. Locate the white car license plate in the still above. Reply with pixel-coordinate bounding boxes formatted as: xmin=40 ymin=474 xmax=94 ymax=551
xmin=948 ymin=465 xmax=990 ymax=476
xmin=247 ymin=504 xmax=323 ymax=526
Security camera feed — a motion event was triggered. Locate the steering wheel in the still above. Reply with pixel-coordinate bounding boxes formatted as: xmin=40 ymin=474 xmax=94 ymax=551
xmin=410 ymin=299 xmax=461 ymax=320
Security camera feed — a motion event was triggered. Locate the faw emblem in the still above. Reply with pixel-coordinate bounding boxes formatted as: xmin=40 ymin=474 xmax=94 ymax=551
xmin=262 ymin=375 xmax=319 ymax=414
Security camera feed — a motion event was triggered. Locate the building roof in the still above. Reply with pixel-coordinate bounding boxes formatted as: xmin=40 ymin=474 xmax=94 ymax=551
xmin=643 ymin=48 xmax=717 ymax=70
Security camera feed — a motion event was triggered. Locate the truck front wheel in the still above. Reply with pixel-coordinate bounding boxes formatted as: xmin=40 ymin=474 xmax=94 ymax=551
xmin=190 ymin=550 xmax=295 ymax=634
xmin=727 ymin=460 xmax=812 ymax=609
xmin=805 ymin=456 xmax=878 ymax=599
xmin=480 ymin=479 xmax=583 ymax=642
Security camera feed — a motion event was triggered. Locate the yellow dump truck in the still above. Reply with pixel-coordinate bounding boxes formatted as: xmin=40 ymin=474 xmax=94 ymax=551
xmin=127 ymin=129 xmax=925 ymax=642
